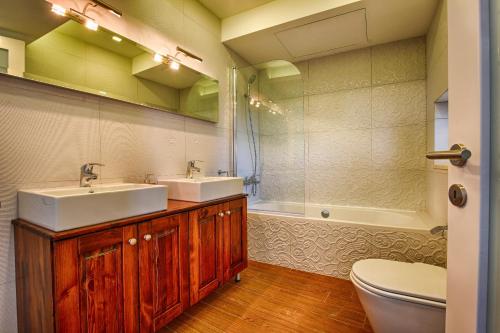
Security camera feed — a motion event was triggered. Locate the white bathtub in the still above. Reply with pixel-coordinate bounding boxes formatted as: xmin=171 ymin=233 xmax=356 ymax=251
xmin=247 ymin=201 xmax=446 ymax=279
xmin=249 ymin=201 xmax=432 ymax=231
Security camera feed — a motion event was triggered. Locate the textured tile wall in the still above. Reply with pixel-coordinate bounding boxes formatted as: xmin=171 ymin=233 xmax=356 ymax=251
xmin=248 ymin=213 xmax=447 ymax=280
xmin=0 ymin=1 xmax=233 ymax=330
xmin=258 ymin=37 xmax=428 ymax=210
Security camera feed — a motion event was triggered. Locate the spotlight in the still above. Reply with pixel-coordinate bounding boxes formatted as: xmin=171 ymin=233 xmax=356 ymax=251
xmin=169 ymin=60 xmax=180 ymax=71
xmin=85 ymin=18 xmax=99 ymax=31
xmin=112 ymin=36 xmax=122 ymax=42
xmin=51 ymin=3 xmax=67 ymax=16
xmin=154 ymin=53 xmax=164 ymax=63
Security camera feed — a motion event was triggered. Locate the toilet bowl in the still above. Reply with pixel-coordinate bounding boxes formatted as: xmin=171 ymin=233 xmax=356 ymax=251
xmin=350 ymin=259 xmax=446 ymax=333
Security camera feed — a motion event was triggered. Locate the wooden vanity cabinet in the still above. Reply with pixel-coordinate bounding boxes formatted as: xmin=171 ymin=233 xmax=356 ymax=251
xmin=138 ymin=214 xmax=189 ymax=332
xmin=188 ymin=204 xmax=224 ymax=305
xmin=52 ymin=226 xmax=139 ymax=333
xmin=188 ymin=198 xmax=248 ymax=305
xmin=222 ymin=198 xmax=248 ymax=282
xmin=14 ymin=194 xmax=247 ymax=333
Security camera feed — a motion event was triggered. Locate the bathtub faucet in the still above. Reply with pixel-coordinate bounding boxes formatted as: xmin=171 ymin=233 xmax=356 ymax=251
xmin=430 ymin=225 xmax=448 ymax=237
xmin=244 ymin=175 xmax=260 ymax=196
xmin=243 ymin=175 xmax=260 ymax=186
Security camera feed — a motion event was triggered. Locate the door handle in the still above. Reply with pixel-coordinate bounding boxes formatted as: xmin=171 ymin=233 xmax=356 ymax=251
xmin=426 ymin=143 xmax=471 ymax=166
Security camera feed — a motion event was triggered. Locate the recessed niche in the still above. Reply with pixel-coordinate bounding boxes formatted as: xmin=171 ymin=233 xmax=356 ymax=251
xmin=0 ymin=48 xmax=8 ymax=73
xmin=434 ymin=90 xmax=448 ymax=169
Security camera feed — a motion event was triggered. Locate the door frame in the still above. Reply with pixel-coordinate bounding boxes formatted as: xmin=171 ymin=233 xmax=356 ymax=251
xmin=447 ymin=0 xmax=490 ymax=332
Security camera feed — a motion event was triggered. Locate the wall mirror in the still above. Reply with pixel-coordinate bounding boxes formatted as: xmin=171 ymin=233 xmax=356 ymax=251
xmin=0 ymin=0 xmax=219 ymax=122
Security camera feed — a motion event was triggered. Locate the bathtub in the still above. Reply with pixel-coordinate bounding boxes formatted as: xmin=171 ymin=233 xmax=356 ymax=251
xmin=247 ymin=201 xmax=447 ymax=279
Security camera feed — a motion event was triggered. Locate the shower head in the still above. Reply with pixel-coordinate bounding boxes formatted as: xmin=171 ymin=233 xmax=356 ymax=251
xmin=248 ymin=74 xmax=257 ymax=84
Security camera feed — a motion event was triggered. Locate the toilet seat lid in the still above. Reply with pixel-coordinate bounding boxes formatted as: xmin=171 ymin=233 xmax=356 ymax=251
xmin=351 ymin=259 xmax=446 ymax=303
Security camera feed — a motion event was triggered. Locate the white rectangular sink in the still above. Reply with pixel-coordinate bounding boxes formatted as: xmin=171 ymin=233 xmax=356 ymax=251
xmin=18 ymin=183 xmax=168 ymax=231
xmin=158 ymin=177 xmax=243 ymax=202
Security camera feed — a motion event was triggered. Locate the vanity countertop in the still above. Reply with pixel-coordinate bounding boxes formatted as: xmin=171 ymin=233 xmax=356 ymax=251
xmin=13 ymin=193 xmax=247 ymax=241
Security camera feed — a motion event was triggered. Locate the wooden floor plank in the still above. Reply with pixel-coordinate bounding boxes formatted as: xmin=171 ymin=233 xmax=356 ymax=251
xmin=161 ymin=261 xmax=372 ymax=333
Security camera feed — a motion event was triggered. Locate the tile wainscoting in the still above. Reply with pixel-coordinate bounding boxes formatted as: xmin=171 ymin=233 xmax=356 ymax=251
xmin=248 ymin=212 xmax=447 ymax=279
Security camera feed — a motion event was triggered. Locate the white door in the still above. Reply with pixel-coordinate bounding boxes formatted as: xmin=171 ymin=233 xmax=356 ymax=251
xmin=447 ymin=0 xmax=490 ymax=332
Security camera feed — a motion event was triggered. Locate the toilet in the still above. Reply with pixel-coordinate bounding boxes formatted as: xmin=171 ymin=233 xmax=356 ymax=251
xmin=350 ymin=259 xmax=446 ymax=333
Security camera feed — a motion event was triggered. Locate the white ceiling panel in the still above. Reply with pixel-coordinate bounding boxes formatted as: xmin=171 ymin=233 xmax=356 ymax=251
xmin=221 ymin=0 xmax=439 ymax=65
xmin=275 ymin=9 xmax=367 ymax=58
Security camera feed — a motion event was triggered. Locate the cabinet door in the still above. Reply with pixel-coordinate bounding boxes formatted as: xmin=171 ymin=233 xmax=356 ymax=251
xmin=54 ymin=226 xmax=139 ymax=333
xmin=189 ymin=204 xmax=224 ymax=305
xmin=223 ymin=198 xmax=248 ymax=282
xmin=139 ymin=214 xmax=189 ymax=332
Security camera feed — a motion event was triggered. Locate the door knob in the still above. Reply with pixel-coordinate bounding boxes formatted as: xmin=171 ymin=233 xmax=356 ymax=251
xmin=218 ymin=212 xmax=225 ymax=217
xmin=426 ymin=143 xmax=471 ymax=166
xmin=144 ymin=234 xmax=152 ymax=241
xmin=225 ymin=210 xmax=231 ymax=216
xmin=128 ymin=238 xmax=137 ymax=246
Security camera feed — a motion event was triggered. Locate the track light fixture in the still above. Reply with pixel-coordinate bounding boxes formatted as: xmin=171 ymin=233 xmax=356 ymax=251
xmin=152 ymin=53 xmax=181 ymax=71
xmin=175 ymin=46 xmax=203 ymax=63
xmin=49 ymin=1 xmax=122 ymax=32
xmin=83 ymin=0 xmax=122 ymax=18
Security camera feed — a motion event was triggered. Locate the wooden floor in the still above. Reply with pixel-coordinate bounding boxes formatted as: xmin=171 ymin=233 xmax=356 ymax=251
xmin=161 ymin=261 xmax=373 ymax=333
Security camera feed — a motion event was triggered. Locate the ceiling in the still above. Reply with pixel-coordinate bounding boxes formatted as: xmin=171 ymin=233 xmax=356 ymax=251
xmin=198 ymin=0 xmax=275 ymax=19
xmin=217 ymin=0 xmax=440 ymax=65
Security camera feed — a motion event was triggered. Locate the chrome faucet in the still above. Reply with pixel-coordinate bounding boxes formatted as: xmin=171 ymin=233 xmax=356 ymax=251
xmin=80 ymin=163 xmax=104 ymax=187
xmin=430 ymin=225 xmax=448 ymax=237
xmin=218 ymin=169 xmax=229 ymax=176
xmin=186 ymin=160 xmax=202 ymax=179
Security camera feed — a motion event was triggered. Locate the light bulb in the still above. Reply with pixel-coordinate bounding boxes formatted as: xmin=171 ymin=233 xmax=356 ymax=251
xmin=170 ymin=60 xmax=180 ymax=70
xmin=153 ymin=53 xmax=164 ymax=63
xmin=112 ymin=36 xmax=122 ymax=42
xmin=255 ymin=101 xmax=261 ymax=108
xmin=85 ymin=18 xmax=99 ymax=31
xmin=51 ymin=3 xmax=66 ymax=16
xmin=249 ymin=98 xmax=255 ymax=105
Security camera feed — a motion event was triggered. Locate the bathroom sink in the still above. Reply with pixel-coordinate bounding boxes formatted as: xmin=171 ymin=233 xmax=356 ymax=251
xmin=18 ymin=183 xmax=168 ymax=231
xmin=158 ymin=177 xmax=243 ymax=202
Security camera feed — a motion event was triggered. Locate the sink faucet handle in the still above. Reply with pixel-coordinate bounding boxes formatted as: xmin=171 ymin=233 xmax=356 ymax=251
xmin=88 ymin=162 xmax=105 ymax=168
xmin=81 ymin=162 xmax=105 ymax=174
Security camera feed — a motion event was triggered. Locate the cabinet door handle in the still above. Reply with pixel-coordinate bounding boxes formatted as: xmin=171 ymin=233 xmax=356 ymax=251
xmin=128 ymin=238 xmax=137 ymax=246
xmin=225 ymin=210 xmax=231 ymax=216
xmin=218 ymin=212 xmax=225 ymax=217
xmin=144 ymin=234 xmax=152 ymax=241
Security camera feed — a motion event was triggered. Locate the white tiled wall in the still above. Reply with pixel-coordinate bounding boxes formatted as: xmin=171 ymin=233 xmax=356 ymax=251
xmin=0 ymin=1 xmax=234 ymax=330
xmin=258 ymin=37 xmax=428 ymax=210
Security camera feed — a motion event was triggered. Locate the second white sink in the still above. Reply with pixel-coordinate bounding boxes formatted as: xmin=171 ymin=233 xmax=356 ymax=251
xmin=158 ymin=177 xmax=243 ymax=202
